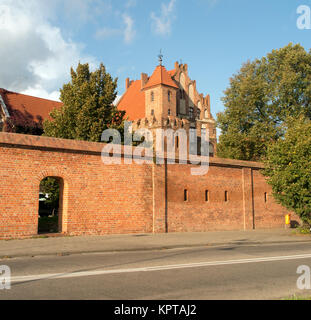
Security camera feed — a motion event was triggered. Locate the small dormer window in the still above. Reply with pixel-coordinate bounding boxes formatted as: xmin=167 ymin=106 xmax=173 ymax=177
xmin=151 ymin=91 xmax=154 ymax=102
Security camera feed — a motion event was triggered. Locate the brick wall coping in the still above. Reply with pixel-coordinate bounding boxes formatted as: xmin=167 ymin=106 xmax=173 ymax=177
xmin=0 ymin=132 xmax=264 ymax=169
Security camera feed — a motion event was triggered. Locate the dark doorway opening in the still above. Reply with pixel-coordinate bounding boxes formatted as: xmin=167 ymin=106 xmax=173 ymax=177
xmin=38 ymin=177 xmax=62 ymax=234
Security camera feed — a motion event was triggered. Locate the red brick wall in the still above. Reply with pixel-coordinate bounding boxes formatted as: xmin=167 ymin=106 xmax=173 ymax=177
xmin=161 ymin=162 xmax=293 ymax=233
xmin=164 ymin=164 xmax=246 ymax=232
xmin=252 ymin=170 xmax=299 ymax=229
xmin=0 ymin=133 xmax=153 ymax=239
xmin=0 ymin=132 xmax=294 ymax=239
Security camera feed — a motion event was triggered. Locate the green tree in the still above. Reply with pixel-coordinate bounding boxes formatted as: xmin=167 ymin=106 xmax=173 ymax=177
xmin=263 ymin=115 xmax=311 ymax=227
xmin=217 ymin=43 xmax=311 ymax=161
xmin=40 ymin=177 xmax=60 ymax=209
xmin=43 ymin=62 xmax=126 ymax=142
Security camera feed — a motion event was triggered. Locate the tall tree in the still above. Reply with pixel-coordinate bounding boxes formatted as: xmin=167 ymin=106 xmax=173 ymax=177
xmin=263 ymin=115 xmax=311 ymax=227
xmin=44 ymin=63 xmax=125 ymax=142
xmin=217 ymin=43 xmax=311 ymax=161
xmin=39 ymin=177 xmax=60 ymax=212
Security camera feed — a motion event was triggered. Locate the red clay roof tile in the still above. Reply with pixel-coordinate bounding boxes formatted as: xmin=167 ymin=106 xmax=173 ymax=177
xmin=116 ymin=80 xmax=146 ymax=120
xmin=0 ymin=88 xmax=62 ymax=126
xmin=143 ymin=65 xmax=178 ymax=90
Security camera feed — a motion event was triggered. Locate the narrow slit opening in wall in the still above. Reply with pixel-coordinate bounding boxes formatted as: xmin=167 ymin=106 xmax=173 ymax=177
xmin=264 ymin=192 xmax=267 ymax=203
xmin=205 ymin=190 xmax=209 ymax=202
xmin=184 ymin=189 xmax=188 ymax=202
xmin=225 ymin=191 xmax=228 ymax=202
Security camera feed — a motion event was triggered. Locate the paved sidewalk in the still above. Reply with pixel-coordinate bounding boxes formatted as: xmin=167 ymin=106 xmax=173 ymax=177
xmin=0 ymin=229 xmax=310 ymax=259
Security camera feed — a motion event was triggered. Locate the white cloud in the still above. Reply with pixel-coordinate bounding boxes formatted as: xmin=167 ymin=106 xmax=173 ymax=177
xmin=22 ymin=86 xmax=61 ymax=102
xmin=125 ymin=0 xmax=137 ymax=9
xmin=95 ymin=27 xmax=121 ymax=40
xmin=0 ymin=0 xmax=98 ymax=101
xmin=95 ymin=13 xmax=136 ymax=44
xmin=123 ymin=14 xmax=136 ymax=44
xmin=151 ymin=0 xmax=176 ymax=36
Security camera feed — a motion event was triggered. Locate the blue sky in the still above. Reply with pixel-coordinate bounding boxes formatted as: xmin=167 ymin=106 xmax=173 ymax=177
xmin=0 ymin=0 xmax=310 ymax=118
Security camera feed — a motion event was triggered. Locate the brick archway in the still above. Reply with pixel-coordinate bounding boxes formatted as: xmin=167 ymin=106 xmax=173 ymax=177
xmin=34 ymin=170 xmax=71 ymax=234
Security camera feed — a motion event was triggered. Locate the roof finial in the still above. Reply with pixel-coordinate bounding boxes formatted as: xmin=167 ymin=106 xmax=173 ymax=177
xmin=158 ymin=49 xmax=163 ymax=66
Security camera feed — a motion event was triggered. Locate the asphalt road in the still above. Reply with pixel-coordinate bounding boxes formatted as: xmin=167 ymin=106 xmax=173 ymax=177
xmin=0 ymin=242 xmax=311 ymax=300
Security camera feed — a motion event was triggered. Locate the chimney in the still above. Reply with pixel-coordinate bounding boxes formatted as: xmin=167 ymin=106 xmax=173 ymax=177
xmin=141 ymin=73 xmax=148 ymax=89
xmin=125 ymin=78 xmax=130 ymax=90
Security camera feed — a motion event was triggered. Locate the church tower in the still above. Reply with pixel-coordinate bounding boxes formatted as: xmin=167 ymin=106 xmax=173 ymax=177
xmin=117 ymin=58 xmax=217 ymax=157
xmin=142 ymin=58 xmax=179 ymax=119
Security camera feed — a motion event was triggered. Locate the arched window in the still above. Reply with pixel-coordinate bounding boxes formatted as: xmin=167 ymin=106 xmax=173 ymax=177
xmin=180 ymin=89 xmax=184 ymax=100
xmin=197 ymin=108 xmax=201 ymax=120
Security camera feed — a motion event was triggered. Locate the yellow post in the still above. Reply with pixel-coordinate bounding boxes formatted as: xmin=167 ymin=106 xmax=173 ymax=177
xmin=285 ymin=214 xmax=291 ymax=228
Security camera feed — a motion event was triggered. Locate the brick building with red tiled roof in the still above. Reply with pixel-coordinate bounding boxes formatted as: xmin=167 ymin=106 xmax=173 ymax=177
xmin=117 ymin=60 xmax=217 ymax=156
xmin=0 ymin=88 xmax=63 ymax=134
xmin=0 ymin=60 xmax=217 ymax=155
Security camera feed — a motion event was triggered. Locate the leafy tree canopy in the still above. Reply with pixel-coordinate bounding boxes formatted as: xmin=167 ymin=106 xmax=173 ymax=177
xmin=217 ymin=43 xmax=311 ymax=161
xmin=263 ymin=115 xmax=311 ymax=226
xmin=43 ymin=62 xmax=126 ymax=142
xmin=40 ymin=177 xmax=60 ymax=210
